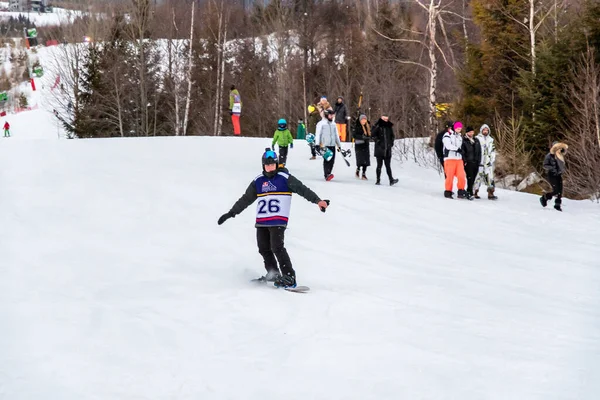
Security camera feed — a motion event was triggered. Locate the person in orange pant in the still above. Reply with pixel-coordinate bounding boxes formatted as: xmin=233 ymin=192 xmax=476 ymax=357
xmin=442 ymin=121 xmax=471 ymax=200
xmin=229 ymin=85 xmax=242 ymax=135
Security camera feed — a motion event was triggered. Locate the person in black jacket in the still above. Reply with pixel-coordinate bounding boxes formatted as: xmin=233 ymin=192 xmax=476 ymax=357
xmin=217 ymin=149 xmax=329 ymax=288
xmin=435 ymin=121 xmax=453 ymax=177
xmin=461 ymin=126 xmax=482 ymax=197
xmin=371 ymin=112 xmax=399 ymax=186
xmin=352 ymin=114 xmax=371 ymax=180
xmin=540 ymin=142 xmax=568 ymax=211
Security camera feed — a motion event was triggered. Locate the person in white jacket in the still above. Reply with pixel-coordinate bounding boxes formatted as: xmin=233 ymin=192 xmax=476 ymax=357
xmin=318 ymin=109 xmax=341 ymax=181
xmin=442 ymin=121 xmax=470 ymax=199
xmin=474 ymin=124 xmax=498 ymax=200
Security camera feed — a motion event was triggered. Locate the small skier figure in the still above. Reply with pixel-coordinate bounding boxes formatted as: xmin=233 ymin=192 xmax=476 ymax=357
xmin=3 ymin=121 xmax=10 ymax=137
xmin=217 ymin=149 xmax=329 ymax=288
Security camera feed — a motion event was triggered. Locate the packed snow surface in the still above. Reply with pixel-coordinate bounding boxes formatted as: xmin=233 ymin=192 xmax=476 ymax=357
xmin=1 ymin=129 xmax=599 ymax=399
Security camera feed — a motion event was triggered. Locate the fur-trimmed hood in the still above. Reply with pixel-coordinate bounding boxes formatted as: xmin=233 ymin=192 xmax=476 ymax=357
xmin=550 ymin=142 xmax=568 ymax=161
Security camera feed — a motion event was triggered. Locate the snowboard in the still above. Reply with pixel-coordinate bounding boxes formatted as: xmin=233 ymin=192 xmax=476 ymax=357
xmin=251 ymin=278 xmax=310 ymax=293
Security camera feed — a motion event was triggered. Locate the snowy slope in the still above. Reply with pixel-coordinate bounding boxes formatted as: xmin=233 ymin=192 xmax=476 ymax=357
xmin=1 ymin=133 xmax=599 ymax=400
xmin=0 ymin=7 xmax=84 ymax=26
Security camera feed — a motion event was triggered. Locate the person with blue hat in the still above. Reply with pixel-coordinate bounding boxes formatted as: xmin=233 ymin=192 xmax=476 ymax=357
xmin=272 ymin=118 xmax=294 ymax=166
xmin=217 ymin=149 xmax=330 ymax=288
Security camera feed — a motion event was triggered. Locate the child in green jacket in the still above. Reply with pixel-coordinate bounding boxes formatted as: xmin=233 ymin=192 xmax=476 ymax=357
xmin=272 ymin=119 xmax=294 ymax=166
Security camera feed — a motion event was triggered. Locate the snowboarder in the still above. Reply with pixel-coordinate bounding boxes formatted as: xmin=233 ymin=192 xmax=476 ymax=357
xmin=217 ymin=149 xmax=329 ymax=288
xmin=540 ymin=142 xmax=568 ymax=211
xmin=3 ymin=121 xmax=10 ymax=137
xmin=317 ymin=109 xmax=341 ymax=181
xmin=462 ymin=126 xmax=481 ymax=197
xmin=474 ymin=124 xmax=497 ymax=200
xmin=353 ymin=114 xmax=371 ymax=180
xmin=371 ymin=112 xmax=399 ymax=186
xmin=272 ymin=119 xmax=294 ymax=166
xmin=229 ymin=85 xmax=242 ymax=135
xmin=442 ymin=121 xmax=470 ymax=199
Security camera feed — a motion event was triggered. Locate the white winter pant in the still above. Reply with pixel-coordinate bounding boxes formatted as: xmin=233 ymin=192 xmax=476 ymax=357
xmin=474 ymin=165 xmax=495 ymax=191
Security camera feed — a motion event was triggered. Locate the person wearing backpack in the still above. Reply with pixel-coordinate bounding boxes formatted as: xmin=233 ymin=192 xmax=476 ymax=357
xmin=435 ymin=121 xmax=453 ymax=177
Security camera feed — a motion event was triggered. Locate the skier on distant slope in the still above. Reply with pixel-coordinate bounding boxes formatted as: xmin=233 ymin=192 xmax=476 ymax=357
xmin=217 ymin=149 xmax=329 ymax=288
xmin=3 ymin=121 xmax=10 ymax=137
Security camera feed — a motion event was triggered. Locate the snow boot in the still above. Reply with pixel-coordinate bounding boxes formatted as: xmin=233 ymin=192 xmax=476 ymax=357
xmin=361 ymin=173 xmax=368 ymax=180
xmin=540 ymin=195 xmax=548 ymax=207
xmin=474 ymin=189 xmax=480 ymax=199
xmin=390 ymin=178 xmax=399 ymax=186
xmin=487 ymin=187 xmax=498 ymax=200
xmin=310 ymin=156 xmax=316 ymax=160
xmin=274 ymin=273 xmax=296 ymax=289
xmin=444 ymin=190 xmax=454 ymax=199
xmin=256 ymin=270 xmax=281 ymax=283
xmin=355 ymin=168 xmax=360 ymax=178
xmin=554 ymin=204 xmax=562 ymax=212
xmin=457 ymin=189 xmax=473 ymax=200
xmin=375 ymin=179 xmax=381 ymax=185
xmin=326 ymin=174 xmax=334 ymax=181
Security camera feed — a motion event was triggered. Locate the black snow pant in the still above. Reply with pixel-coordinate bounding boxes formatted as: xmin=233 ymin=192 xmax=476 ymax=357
xmin=323 ymin=146 xmax=336 ymax=178
xmin=310 ymin=142 xmax=317 ymax=157
xmin=279 ymin=146 xmax=289 ymax=165
xmin=257 ymin=226 xmax=294 ymax=277
xmin=465 ymin=161 xmax=479 ymax=196
xmin=376 ymin=155 xmax=393 ymax=182
xmin=544 ymin=173 xmax=563 ymax=206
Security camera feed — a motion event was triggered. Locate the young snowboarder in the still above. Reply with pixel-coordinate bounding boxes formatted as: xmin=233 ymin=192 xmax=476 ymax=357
xmin=474 ymin=124 xmax=497 ymax=200
xmin=3 ymin=121 xmax=10 ymax=137
xmin=217 ymin=149 xmax=329 ymax=288
xmin=317 ymin=109 xmax=341 ymax=181
xmin=541 ymin=142 xmax=568 ymax=211
xmin=272 ymin=119 xmax=294 ymax=166
xmin=462 ymin=126 xmax=482 ymax=197
xmin=442 ymin=121 xmax=470 ymax=199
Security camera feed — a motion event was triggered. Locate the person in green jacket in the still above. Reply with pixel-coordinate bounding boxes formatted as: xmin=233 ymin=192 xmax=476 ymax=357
xmin=296 ymin=118 xmax=306 ymax=140
xmin=272 ymin=119 xmax=294 ymax=166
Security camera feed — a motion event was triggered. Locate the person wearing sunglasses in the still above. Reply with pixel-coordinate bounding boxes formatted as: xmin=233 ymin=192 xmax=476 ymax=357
xmin=217 ymin=149 xmax=330 ymax=288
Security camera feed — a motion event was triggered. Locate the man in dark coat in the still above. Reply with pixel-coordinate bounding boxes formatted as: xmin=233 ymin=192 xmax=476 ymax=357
xmin=352 ymin=114 xmax=371 ymax=180
xmin=461 ymin=126 xmax=482 ymax=197
xmin=371 ymin=112 xmax=399 ymax=186
xmin=540 ymin=142 xmax=568 ymax=211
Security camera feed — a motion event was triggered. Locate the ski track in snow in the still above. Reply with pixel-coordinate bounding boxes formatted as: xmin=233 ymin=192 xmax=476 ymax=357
xmin=0 ymin=133 xmax=599 ymax=399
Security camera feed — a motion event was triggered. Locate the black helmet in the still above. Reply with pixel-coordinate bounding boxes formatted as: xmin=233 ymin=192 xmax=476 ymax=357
xmin=262 ymin=148 xmax=278 ymax=166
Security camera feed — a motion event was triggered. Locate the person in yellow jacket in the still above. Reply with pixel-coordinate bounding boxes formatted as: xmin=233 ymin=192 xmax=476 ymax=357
xmin=272 ymin=119 xmax=294 ymax=166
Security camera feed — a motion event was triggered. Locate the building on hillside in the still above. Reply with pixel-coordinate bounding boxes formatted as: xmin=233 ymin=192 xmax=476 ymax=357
xmin=9 ymin=0 xmax=48 ymax=12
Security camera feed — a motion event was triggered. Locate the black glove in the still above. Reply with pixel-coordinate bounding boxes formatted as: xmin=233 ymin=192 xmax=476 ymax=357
xmin=456 ymin=147 xmax=463 ymax=154
xmin=218 ymin=211 xmax=234 ymax=225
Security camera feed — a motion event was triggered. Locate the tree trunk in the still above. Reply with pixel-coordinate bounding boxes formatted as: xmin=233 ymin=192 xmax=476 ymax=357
xmin=428 ymin=0 xmax=438 ymax=140
xmin=183 ymin=1 xmax=195 ymax=136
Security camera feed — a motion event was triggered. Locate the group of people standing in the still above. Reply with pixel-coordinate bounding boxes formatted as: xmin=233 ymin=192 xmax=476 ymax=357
xmin=435 ymin=121 xmax=497 ymax=200
xmin=301 ymin=96 xmax=399 ymax=185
